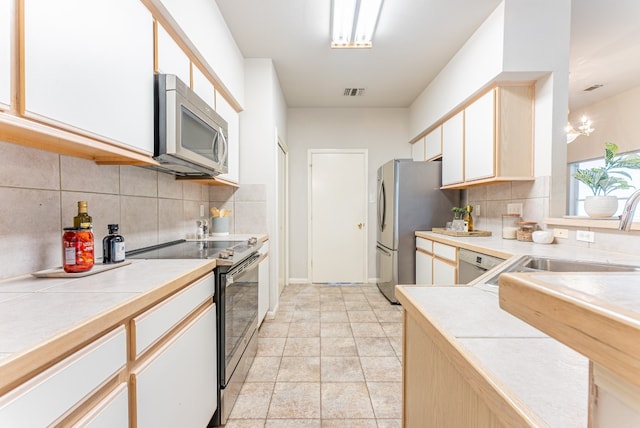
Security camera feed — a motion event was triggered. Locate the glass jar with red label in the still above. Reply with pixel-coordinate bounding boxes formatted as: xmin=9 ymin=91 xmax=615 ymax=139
xmin=63 ymin=227 xmax=95 ymax=273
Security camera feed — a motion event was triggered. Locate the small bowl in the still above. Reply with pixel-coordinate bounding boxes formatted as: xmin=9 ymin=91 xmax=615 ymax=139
xmin=532 ymin=230 xmax=554 ymax=244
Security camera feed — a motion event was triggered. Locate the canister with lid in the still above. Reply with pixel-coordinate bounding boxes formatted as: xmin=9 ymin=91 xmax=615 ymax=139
xmin=501 ymin=214 xmax=521 ymax=239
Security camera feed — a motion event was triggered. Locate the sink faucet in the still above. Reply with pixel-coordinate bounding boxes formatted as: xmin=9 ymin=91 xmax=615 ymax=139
xmin=619 ymin=188 xmax=640 ymax=231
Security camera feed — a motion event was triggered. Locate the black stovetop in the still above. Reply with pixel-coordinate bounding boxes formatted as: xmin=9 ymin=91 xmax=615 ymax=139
xmin=126 ymin=239 xmax=256 ymax=263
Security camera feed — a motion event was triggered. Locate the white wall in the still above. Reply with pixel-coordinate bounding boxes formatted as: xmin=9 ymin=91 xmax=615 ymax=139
xmin=287 ymin=108 xmax=409 ymax=282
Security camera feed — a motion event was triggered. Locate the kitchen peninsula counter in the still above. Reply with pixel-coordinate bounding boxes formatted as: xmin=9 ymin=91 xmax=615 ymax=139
xmin=397 ymin=284 xmax=588 ymax=427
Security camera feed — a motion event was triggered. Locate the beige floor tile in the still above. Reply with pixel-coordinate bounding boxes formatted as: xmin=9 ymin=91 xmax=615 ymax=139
xmin=320 ymin=310 xmax=349 ymax=323
xmin=225 ymin=419 xmax=266 ymax=428
xmin=288 ymin=321 xmax=320 ymax=337
xmin=375 ymin=419 xmax=402 ymax=428
xmin=347 ymin=310 xmax=378 ymax=322
xmin=381 ymin=322 xmax=402 ymax=338
xmin=257 ymin=337 xmax=286 ymax=356
xmin=321 ymin=382 xmax=374 ymax=419
xmin=374 ymin=310 xmax=403 ymax=323
xmin=320 ymin=322 xmax=353 ymax=338
xmin=246 ymin=356 xmax=281 ymax=382
xmin=229 ymin=382 xmax=274 ymax=419
xmin=344 ymin=300 xmax=371 ymax=310
xmin=360 ymin=357 xmax=402 ymax=382
xmin=270 ymin=310 xmax=294 ymax=323
xmin=292 ymin=310 xmax=321 ymax=322
xmin=265 ymin=419 xmax=321 ymax=428
xmin=367 ymin=382 xmax=402 ymax=419
xmin=284 ymin=337 xmax=321 ymax=356
xmin=268 ymin=382 xmax=321 ymax=419
xmin=297 ymin=301 xmax=321 ymax=311
xmin=259 ymin=322 xmax=290 ymax=338
xmin=351 ymin=322 xmax=386 ymax=337
xmin=320 ymin=301 xmax=347 ymax=311
xmin=277 ymin=356 xmax=320 ymax=381
xmin=321 ymin=337 xmax=358 ymax=356
xmin=320 ymin=420 xmax=376 ymax=428
xmin=354 ymin=337 xmax=396 ymax=357
xmin=388 ymin=337 xmax=403 ymax=358
xmin=320 ymin=356 xmax=364 ymax=382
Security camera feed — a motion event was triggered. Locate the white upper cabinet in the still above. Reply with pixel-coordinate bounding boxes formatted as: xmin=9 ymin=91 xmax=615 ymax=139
xmin=156 ymin=23 xmax=190 ymax=86
xmin=215 ymin=92 xmax=239 ymax=183
xmin=0 ymin=0 xmax=10 ymax=108
xmin=411 ymin=137 xmax=425 ymax=161
xmin=24 ymin=0 xmax=154 ymax=154
xmin=425 ymin=125 xmax=442 ymax=160
xmin=441 ymin=111 xmax=464 ymax=186
xmin=192 ymin=65 xmax=215 ymax=109
xmin=464 ymin=89 xmax=495 ymax=181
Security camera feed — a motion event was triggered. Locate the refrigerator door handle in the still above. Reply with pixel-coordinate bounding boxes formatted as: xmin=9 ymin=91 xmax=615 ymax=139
xmin=376 ymin=244 xmax=391 ymax=256
xmin=377 ymin=179 xmax=386 ymax=232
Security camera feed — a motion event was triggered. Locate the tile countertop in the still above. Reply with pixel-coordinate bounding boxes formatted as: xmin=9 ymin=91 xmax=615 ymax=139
xmin=0 ymin=258 xmax=216 ymax=395
xmin=397 ymin=285 xmax=589 ymax=427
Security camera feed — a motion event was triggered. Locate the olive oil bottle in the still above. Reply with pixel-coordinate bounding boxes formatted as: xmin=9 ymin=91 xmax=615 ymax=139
xmin=463 ymin=205 xmax=474 ymax=232
xmin=73 ymin=201 xmax=93 ymax=229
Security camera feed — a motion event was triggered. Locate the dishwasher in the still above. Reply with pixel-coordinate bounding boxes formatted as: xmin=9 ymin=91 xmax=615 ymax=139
xmin=458 ymin=248 xmax=505 ymax=284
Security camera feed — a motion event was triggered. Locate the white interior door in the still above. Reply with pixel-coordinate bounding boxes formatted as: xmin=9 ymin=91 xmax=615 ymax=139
xmin=309 ymin=150 xmax=367 ymax=283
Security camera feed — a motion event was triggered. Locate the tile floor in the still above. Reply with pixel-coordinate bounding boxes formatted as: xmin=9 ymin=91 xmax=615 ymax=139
xmin=225 ymin=283 xmax=403 ymax=428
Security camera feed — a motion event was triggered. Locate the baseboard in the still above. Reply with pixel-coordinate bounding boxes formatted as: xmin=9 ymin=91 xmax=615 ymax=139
xmin=288 ymin=277 xmax=309 ymax=284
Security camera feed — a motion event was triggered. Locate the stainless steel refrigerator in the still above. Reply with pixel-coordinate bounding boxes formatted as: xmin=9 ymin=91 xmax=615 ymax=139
xmin=376 ymin=159 xmax=460 ymax=303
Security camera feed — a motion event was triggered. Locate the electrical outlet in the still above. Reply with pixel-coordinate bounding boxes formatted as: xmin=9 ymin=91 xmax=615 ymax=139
xmin=553 ymin=228 xmax=569 ymax=239
xmin=507 ymin=203 xmax=523 ymax=216
xmin=576 ymin=230 xmax=595 ymax=243
xmin=200 ymin=204 xmax=205 ymax=217
xmin=475 ymin=205 xmax=481 ymax=217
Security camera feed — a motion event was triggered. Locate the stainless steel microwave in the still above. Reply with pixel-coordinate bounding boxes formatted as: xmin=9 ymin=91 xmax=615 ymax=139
xmin=154 ymin=73 xmax=228 ymax=177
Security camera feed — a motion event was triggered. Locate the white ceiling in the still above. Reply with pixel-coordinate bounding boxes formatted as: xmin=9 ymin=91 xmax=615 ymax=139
xmin=215 ymin=0 xmax=640 ymax=111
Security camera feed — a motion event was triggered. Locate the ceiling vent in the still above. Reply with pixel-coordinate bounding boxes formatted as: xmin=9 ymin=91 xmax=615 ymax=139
xmin=583 ymin=84 xmax=603 ymax=92
xmin=343 ymin=88 xmax=365 ymax=96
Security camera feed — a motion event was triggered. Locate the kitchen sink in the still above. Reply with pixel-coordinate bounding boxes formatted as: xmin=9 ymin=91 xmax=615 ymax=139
xmin=484 ymin=255 xmax=640 ymax=286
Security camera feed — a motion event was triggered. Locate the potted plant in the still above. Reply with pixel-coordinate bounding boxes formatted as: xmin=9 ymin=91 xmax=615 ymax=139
xmin=572 ymin=142 xmax=640 ymax=217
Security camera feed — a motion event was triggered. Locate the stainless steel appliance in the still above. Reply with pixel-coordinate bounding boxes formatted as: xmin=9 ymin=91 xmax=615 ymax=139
xmin=376 ymin=159 xmax=459 ymax=303
xmin=154 ymin=73 xmax=229 ymax=177
xmin=458 ymin=248 xmax=505 ymax=284
xmin=126 ymin=237 xmax=262 ymax=427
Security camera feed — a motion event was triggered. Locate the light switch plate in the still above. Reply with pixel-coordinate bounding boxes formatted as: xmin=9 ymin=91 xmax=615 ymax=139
xmin=576 ymin=230 xmax=595 ymax=243
xmin=554 ymin=228 xmax=569 ymax=239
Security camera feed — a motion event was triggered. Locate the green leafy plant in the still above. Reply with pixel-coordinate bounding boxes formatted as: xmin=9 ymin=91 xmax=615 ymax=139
xmin=572 ymin=142 xmax=640 ymax=196
xmin=451 ymin=207 xmax=465 ymax=219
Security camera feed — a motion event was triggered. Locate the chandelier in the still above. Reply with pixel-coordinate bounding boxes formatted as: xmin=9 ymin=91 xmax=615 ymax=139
xmin=566 ymin=115 xmax=594 ymax=144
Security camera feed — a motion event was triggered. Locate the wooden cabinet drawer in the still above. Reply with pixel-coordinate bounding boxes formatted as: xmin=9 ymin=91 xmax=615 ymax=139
xmin=133 ymin=272 xmax=214 ymax=357
xmin=433 ymin=242 xmax=457 ymax=262
xmin=416 ymin=237 xmax=433 ymax=253
xmin=0 ymin=327 xmax=126 ymax=426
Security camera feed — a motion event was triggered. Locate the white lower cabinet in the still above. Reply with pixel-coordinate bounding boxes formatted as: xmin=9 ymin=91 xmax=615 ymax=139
xmin=0 ymin=327 xmax=126 ymax=427
xmin=134 ymin=304 xmax=217 ymax=427
xmin=415 ymin=250 xmax=433 ymax=285
xmin=433 ymin=258 xmax=457 ymax=284
xmin=258 ymin=242 xmax=270 ymax=325
xmin=72 ymin=383 xmax=128 ymax=428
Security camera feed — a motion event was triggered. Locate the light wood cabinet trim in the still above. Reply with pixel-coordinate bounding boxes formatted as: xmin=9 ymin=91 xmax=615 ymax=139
xmin=499 ymin=273 xmax=640 ymax=389
xmin=139 ymin=0 xmax=242 ymax=113
xmin=415 ymin=231 xmax=514 ymax=260
xmin=544 ymin=216 xmax=640 ymax=231
xmin=398 ymin=287 xmax=544 ymax=427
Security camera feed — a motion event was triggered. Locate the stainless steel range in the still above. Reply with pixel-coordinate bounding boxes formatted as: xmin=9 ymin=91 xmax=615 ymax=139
xmin=127 ymin=237 xmax=262 ymax=426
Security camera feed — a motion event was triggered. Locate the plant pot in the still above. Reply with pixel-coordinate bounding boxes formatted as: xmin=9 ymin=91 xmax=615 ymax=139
xmin=584 ymin=195 xmax=618 ymax=218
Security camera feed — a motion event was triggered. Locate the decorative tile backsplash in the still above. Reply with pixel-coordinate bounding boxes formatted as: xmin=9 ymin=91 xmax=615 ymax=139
xmin=0 ymin=141 xmax=210 ymax=280
xmin=209 ymin=184 xmax=267 ymax=235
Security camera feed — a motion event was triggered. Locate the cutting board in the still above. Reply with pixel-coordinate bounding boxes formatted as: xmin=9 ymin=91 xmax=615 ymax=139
xmin=431 ymin=228 xmax=492 ymax=237
xmin=32 ymin=260 xmax=132 ymax=278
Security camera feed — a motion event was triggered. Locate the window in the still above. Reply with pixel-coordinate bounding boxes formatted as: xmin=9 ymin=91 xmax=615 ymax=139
xmin=569 ymin=150 xmax=640 ymax=218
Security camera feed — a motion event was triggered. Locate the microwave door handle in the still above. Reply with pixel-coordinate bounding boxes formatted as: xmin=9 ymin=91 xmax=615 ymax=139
xmin=218 ymin=127 xmax=229 ymax=165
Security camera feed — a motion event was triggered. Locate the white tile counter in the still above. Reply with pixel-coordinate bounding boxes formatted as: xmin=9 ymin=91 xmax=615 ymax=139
xmin=0 ymin=258 xmax=216 ymax=393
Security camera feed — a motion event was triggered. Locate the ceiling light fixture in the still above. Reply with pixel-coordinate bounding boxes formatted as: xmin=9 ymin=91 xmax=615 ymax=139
xmin=331 ymin=0 xmax=383 ymax=48
xmin=566 ymin=115 xmax=595 ymax=144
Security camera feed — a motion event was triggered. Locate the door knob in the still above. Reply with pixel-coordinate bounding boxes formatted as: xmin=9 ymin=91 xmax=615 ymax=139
xmin=357 ymin=223 xmax=364 ymax=229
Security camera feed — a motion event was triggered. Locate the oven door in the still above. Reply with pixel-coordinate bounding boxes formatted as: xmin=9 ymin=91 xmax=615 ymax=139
xmin=220 ymin=254 xmax=259 ymax=387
